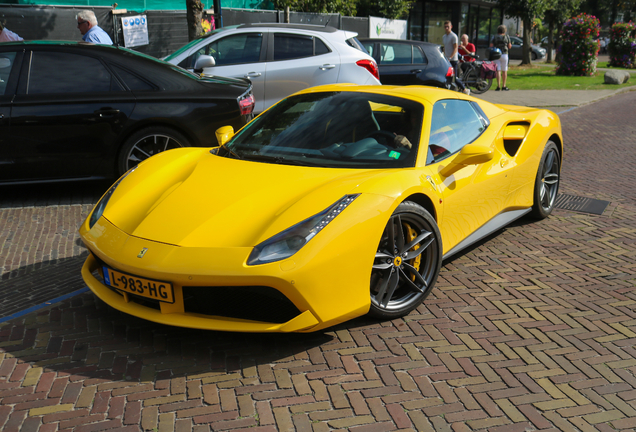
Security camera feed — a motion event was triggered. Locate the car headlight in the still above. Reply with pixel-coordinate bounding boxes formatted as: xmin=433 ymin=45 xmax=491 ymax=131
xmin=247 ymin=194 xmax=360 ymax=266
xmin=87 ymin=168 xmax=136 ymax=229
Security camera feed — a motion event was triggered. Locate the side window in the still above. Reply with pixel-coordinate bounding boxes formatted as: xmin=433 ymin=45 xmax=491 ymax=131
xmin=110 ymin=64 xmax=156 ymax=91
xmin=362 ymin=43 xmax=374 ymax=57
xmin=0 ymin=52 xmax=17 ymax=96
xmin=198 ymin=33 xmax=263 ymax=67
xmin=315 ymin=38 xmax=330 ymax=55
xmin=274 ymin=34 xmax=313 ymax=60
xmin=28 ymin=52 xmax=121 ymax=94
xmin=379 ymin=43 xmax=411 ymax=64
xmin=413 ymin=46 xmax=427 ymax=65
xmin=428 ymin=99 xmax=487 ymax=163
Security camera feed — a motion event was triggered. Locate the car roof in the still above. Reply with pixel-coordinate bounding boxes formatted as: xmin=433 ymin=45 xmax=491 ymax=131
xmin=236 ymin=23 xmax=339 ymax=33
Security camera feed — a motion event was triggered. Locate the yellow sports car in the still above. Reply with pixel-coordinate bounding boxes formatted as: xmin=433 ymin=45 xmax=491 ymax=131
xmin=80 ymin=84 xmax=562 ymax=333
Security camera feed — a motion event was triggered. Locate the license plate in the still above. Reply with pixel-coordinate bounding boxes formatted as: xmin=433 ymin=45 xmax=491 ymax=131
xmin=102 ymin=266 xmax=175 ymax=303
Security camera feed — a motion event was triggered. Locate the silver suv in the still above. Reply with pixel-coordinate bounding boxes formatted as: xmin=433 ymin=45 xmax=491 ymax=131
xmin=164 ymin=24 xmax=381 ymax=113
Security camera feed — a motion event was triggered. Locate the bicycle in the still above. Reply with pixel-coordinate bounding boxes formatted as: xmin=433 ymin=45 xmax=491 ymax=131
xmin=457 ymin=54 xmax=493 ymax=94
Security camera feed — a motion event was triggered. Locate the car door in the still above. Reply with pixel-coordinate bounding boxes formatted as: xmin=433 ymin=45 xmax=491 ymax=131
xmin=0 ymin=49 xmax=22 ymax=179
xmin=427 ymin=99 xmax=513 ymax=252
xmin=7 ymin=49 xmax=135 ymax=182
xmin=264 ymin=32 xmax=340 ymax=111
xmin=374 ymin=42 xmax=427 ymax=86
xmin=189 ymin=31 xmax=267 ymax=113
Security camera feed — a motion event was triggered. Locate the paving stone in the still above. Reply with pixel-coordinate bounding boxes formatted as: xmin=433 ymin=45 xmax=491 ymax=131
xmin=1 ymin=90 xmax=636 ymax=432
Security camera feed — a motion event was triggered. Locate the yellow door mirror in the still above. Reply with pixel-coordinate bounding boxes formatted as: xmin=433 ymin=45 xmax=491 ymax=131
xmin=440 ymin=144 xmax=494 ymax=177
xmin=215 ymin=126 xmax=235 ymax=146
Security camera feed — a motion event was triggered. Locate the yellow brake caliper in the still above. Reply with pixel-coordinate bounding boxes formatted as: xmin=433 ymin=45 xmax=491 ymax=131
xmin=405 ymin=223 xmax=421 ymax=281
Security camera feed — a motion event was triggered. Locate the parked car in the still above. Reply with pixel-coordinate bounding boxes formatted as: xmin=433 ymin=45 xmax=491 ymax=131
xmin=164 ymin=23 xmax=381 ymax=113
xmin=359 ymin=38 xmax=453 ymax=88
xmin=80 ymin=84 xmax=563 ymax=333
xmin=509 ymin=36 xmax=546 ymax=60
xmin=0 ymin=42 xmax=254 ymax=185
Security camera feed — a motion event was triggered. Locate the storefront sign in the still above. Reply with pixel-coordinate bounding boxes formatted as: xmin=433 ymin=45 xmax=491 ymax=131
xmin=369 ymin=16 xmax=407 ymax=39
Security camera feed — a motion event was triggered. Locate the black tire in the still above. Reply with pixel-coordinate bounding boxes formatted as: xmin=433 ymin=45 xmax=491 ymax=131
xmin=464 ymin=68 xmax=492 ymax=94
xmin=532 ymin=51 xmax=538 ymax=60
xmin=369 ymin=201 xmax=442 ymax=319
xmin=530 ymin=141 xmax=560 ymax=219
xmin=117 ymin=127 xmax=190 ymax=175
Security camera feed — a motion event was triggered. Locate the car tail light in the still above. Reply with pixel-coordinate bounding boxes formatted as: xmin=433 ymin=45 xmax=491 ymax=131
xmin=446 ymin=66 xmax=454 ymax=77
xmin=356 ymin=59 xmax=380 ymax=80
xmin=239 ymin=94 xmax=255 ymax=116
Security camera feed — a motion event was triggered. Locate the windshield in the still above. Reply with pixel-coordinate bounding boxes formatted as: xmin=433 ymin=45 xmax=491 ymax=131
xmin=223 ymin=91 xmax=424 ymax=169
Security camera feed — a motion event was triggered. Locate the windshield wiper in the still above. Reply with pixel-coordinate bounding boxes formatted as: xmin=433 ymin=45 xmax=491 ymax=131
xmin=243 ymin=154 xmax=319 ymax=166
xmin=217 ymin=144 xmax=243 ymax=160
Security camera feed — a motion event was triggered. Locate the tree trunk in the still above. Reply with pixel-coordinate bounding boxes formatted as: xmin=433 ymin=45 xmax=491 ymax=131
xmin=186 ymin=0 xmax=204 ymax=41
xmin=554 ymin=21 xmax=563 ymax=65
xmin=521 ymin=17 xmax=533 ymax=66
xmin=546 ymin=20 xmax=554 ymax=63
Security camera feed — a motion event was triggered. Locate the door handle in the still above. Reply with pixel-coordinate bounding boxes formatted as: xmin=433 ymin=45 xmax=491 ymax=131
xmin=319 ymin=64 xmax=336 ymax=70
xmin=94 ymin=108 xmax=120 ymax=118
xmin=500 ymin=159 xmax=509 ymax=168
xmin=244 ymin=72 xmax=262 ymax=78
xmin=410 ymin=69 xmax=422 ymax=74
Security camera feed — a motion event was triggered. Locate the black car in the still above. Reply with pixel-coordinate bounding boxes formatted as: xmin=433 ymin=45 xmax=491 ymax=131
xmin=359 ymin=38 xmax=453 ymax=88
xmin=0 ymin=42 xmax=254 ymax=184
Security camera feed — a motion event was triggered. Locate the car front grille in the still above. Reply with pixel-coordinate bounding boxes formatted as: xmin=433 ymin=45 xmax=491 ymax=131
xmin=182 ymin=286 xmax=302 ymax=324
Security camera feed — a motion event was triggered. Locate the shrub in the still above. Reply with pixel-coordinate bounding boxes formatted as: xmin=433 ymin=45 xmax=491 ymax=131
xmin=556 ymin=13 xmax=600 ymax=76
xmin=608 ymin=22 xmax=636 ymax=69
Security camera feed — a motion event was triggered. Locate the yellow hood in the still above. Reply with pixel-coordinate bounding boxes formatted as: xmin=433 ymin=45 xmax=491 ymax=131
xmin=102 ymin=148 xmax=381 ymax=248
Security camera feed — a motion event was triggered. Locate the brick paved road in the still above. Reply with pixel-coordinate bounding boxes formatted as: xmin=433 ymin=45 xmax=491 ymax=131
xmin=0 ymin=92 xmax=635 ymax=431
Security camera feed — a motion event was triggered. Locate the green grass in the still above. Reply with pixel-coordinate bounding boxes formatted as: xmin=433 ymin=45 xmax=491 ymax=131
xmin=597 ymin=61 xmax=635 ymax=70
xmin=505 ymin=65 xmax=635 ymax=90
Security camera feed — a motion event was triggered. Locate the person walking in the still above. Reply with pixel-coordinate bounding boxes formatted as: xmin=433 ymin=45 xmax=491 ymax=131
xmin=77 ymin=10 xmax=113 ymax=45
xmin=442 ymin=21 xmax=470 ymax=95
xmin=490 ymin=25 xmax=512 ymax=91
xmin=0 ymin=22 xmax=23 ymax=42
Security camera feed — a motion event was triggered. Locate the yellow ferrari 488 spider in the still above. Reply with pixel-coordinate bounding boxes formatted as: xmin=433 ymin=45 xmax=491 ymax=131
xmin=80 ymin=84 xmax=563 ymax=333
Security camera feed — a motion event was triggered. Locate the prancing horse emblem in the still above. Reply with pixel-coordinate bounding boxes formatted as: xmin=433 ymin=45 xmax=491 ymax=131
xmin=137 ymin=247 xmax=148 ymax=258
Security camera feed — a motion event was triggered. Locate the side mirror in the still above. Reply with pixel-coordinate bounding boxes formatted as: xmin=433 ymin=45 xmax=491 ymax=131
xmin=215 ymin=126 xmax=235 ymax=146
xmin=194 ymin=55 xmax=215 ymax=74
xmin=439 ymin=144 xmax=493 ymax=177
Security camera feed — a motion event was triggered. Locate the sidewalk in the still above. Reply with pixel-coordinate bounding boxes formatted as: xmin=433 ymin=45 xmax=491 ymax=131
xmin=474 ymin=88 xmax=634 ymax=111
xmin=475 ymin=54 xmax=636 ymax=111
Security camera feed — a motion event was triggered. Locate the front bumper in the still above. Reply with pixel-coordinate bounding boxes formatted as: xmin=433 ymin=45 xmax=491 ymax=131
xmin=79 ymin=199 xmax=388 ymax=332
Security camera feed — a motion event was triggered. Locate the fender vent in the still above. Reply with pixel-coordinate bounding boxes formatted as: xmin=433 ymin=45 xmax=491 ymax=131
xmin=554 ymin=194 xmax=610 ymax=215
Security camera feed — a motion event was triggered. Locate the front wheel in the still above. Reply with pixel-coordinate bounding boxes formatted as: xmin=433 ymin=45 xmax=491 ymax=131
xmin=369 ymin=202 xmax=442 ymax=319
xmin=117 ymin=127 xmax=190 ymax=176
xmin=530 ymin=141 xmax=561 ymax=219
xmin=464 ymin=68 xmax=492 ymax=94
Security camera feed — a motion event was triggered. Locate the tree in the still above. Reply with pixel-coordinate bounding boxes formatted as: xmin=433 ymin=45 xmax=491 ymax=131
xmin=272 ymin=0 xmax=357 ymax=17
xmin=498 ymin=0 xmax=557 ymax=65
xmin=544 ymin=0 xmax=583 ymax=62
xmin=273 ymin=0 xmax=412 ymax=19
xmin=186 ymin=0 xmax=203 ymax=41
xmin=357 ymin=0 xmax=413 ymax=19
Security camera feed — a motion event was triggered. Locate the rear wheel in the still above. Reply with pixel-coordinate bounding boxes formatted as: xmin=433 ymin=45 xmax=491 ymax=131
xmin=530 ymin=141 xmax=560 ymax=219
xmin=532 ymin=51 xmax=538 ymax=60
xmin=117 ymin=127 xmax=189 ymax=175
xmin=369 ymin=202 xmax=442 ymax=319
xmin=464 ymin=68 xmax=492 ymax=94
